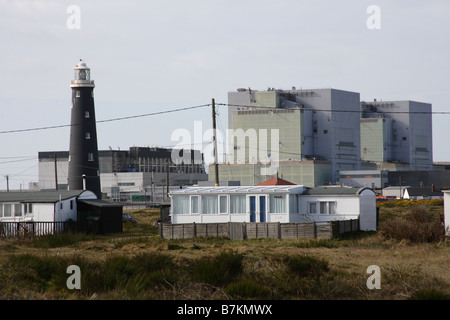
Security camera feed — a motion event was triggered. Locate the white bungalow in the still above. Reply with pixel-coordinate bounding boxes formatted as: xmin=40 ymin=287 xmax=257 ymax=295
xmin=300 ymin=186 xmax=377 ymax=231
xmin=0 ymin=190 xmax=97 ymax=223
xmin=169 ymin=185 xmax=377 ymax=231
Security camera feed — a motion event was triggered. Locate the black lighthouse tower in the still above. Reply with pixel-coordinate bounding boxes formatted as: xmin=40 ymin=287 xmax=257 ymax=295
xmin=68 ymin=60 xmax=101 ymax=198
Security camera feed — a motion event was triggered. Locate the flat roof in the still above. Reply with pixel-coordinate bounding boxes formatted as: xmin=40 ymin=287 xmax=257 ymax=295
xmin=170 ymin=185 xmax=307 ymax=195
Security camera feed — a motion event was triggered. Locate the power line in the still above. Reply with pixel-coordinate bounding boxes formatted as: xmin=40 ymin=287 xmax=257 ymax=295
xmin=218 ymin=103 xmax=447 ymax=115
xmin=0 ymin=103 xmax=211 ymax=135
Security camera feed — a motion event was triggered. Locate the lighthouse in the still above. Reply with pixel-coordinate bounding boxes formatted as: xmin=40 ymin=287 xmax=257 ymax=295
xmin=68 ymin=60 xmax=101 ymax=198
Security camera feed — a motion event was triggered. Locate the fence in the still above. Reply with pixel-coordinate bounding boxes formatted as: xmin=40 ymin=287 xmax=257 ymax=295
xmin=159 ymin=219 xmax=359 ymax=240
xmin=0 ymin=221 xmax=78 ymax=239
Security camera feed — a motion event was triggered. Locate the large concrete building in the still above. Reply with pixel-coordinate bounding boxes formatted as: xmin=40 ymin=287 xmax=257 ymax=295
xmin=38 ymin=147 xmax=208 ymax=201
xmin=216 ymin=87 xmax=361 ymax=185
xmin=360 ymin=100 xmax=433 ymax=170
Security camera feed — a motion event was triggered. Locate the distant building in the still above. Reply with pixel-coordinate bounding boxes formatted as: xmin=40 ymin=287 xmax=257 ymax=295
xmin=402 ymin=186 xmax=443 ymax=200
xmin=339 ymin=170 xmax=389 ymax=189
xmin=360 ymin=100 xmax=433 ymax=171
xmin=209 ymin=160 xmax=332 ymax=188
xmin=217 ymin=87 xmax=361 ymax=186
xmin=38 ymin=146 xmax=208 ymax=201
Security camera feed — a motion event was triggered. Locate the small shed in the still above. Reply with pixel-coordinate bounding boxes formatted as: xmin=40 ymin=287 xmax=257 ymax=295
xmin=77 ymin=199 xmax=123 ymax=234
xmin=0 ymin=190 xmax=123 ymax=235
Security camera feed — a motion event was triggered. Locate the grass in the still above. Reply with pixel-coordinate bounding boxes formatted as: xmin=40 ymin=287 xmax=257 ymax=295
xmin=0 ymin=203 xmax=449 ymax=300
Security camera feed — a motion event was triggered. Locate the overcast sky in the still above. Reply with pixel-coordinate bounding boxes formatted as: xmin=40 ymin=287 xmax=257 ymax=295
xmin=0 ymin=0 xmax=449 ymax=190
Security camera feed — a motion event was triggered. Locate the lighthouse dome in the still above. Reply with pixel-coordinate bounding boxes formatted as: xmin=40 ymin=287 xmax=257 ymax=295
xmin=75 ymin=60 xmax=89 ymax=70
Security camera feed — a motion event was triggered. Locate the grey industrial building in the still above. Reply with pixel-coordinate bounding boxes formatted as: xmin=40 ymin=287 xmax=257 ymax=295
xmin=211 ymin=87 xmax=443 ymax=189
xmin=38 ymin=146 xmax=208 ymax=201
xmin=360 ymin=100 xmax=433 ymax=170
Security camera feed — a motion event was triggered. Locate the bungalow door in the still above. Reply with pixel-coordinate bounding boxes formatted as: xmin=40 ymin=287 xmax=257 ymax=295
xmin=248 ymin=195 xmax=266 ymax=222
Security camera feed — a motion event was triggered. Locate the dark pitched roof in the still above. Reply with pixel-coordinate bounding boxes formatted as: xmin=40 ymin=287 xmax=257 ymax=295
xmin=404 ymin=187 xmax=443 ymax=197
xmin=78 ymin=199 xmax=123 ymax=208
xmin=303 ymin=186 xmax=371 ymax=196
xmin=0 ymin=190 xmax=93 ymax=203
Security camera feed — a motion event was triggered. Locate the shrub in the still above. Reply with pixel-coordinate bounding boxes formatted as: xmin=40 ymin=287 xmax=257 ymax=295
xmin=189 ymin=251 xmax=243 ymax=286
xmin=410 ymin=289 xmax=450 ymax=300
xmin=379 ymin=205 xmax=445 ymax=242
xmin=226 ymin=279 xmax=270 ymax=298
xmin=283 ymin=255 xmax=329 ymax=279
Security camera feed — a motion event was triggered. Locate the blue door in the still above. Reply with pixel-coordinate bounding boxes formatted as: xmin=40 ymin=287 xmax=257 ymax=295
xmin=259 ymin=196 xmax=266 ymax=222
xmin=249 ymin=196 xmax=256 ymax=222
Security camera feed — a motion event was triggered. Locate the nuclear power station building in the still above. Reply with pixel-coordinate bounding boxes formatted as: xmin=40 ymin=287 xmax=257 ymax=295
xmin=210 ymin=87 xmax=437 ymax=189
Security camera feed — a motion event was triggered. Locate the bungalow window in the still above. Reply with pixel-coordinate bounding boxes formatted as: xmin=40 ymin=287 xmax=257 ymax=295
xmin=320 ymin=202 xmax=327 ymax=214
xmin=173 ymin=195 xmax=189 ymax=215
xmin=270 ymin=194 xmax=286 ymax=213
xmin=70 ymin=200 xmax=74 ymax=210
xmin=3 ymin=204 xmax=12 ymax=217
xmin=14 ymin=204 xmax=22 ymax=217
xmin=24 ymin=203 xmax=32 ymax=214
xmin=0 ymin=205 xmax=3 ymax=217
xmin=191 ymin=196 xmax=199 ymax=214
xmin=308 ymin=202 xmax=317 ymax=214
xmin=328 ymin=202 xmax=336 ymax=214
xmin=202 ymin=195 xmax=218 ymax=214
xmin=319 ymin=201 xmax=337 ymax=214
xmin=219 ymin=196 xmax=228 ymax=214
xmin=230 ymin=195 xmax=246 ymax=214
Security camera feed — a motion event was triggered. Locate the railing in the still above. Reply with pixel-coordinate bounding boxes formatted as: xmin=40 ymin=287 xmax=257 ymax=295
xmin=0 ymin=221 xmax=78 ymax=239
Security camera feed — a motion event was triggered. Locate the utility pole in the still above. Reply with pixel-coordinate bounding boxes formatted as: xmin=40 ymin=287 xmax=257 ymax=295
xmin=5 ymin=175 xmax=9 ymax=192
xmin=54 ymin=153 xmax=58 ymax=190
xmin=212 ymin=98 xmax=219 ymax=186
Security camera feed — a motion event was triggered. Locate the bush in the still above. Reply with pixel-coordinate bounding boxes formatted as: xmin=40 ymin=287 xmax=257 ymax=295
xmin=283 ymin=255 xmax=329 ymax=279
xmin=410 ymin=289 xmax=450 ymax=300
xmin=189 ymin=251 xmax=243 ymax=286
xmin=379 ymin=205 xmax=445 ymax=243
xmin=226 ymin=279 xmax=270 ymax=298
